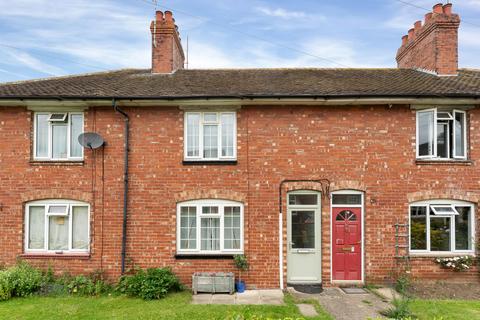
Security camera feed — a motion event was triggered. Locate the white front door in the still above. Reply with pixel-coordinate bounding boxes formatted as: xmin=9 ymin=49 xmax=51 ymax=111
xmin=287 ymin=191 xmax=322 ymax=284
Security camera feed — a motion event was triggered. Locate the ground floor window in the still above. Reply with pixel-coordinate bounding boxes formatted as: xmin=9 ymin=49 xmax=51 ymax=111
xmin=409 ymin=200 xmax=474 ymax=254
xmin=25 ymin=200 xmax=90 ymax=253
xmin=177 ymin=199 xmax=243 ymax=254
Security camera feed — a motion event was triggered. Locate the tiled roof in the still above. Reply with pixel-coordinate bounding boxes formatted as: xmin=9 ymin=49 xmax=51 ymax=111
xmin=0 ymin=68 xmax=479 ymax=99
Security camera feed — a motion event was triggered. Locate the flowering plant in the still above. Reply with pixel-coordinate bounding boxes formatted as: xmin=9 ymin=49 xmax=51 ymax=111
xmin=434 ymin=256 xmax=474 ymax=271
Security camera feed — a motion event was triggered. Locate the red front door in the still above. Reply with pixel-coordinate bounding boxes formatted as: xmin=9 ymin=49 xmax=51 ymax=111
xmin=332 ymin=207 xmax=362 ymax=281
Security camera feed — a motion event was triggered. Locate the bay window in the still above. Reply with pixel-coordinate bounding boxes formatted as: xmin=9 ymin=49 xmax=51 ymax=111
xmin=177 ymin=199 xmax=243 ymax=254
xmin=25 ymin=200 xmax=90 ymax=253
xmin=416 ymin=108 xmax=467 ymax=159
xmin=184 ymin=111 xmax=236 ymax=161
xmin=34 ymin=112 xmax=84 ymax=160
xmin=409 ymin=200 xmax=474 ymax=254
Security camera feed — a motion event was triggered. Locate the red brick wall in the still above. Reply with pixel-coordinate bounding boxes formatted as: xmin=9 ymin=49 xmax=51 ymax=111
xmin=0 ymin=104 xmax=478 ymax=288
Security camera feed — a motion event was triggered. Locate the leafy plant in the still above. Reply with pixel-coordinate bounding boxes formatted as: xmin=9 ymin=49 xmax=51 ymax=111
xmin=381 ymin=296 xmax=415 ymax=319
xmin=233 ymin=255 xmax=249 ymax=283
xmin=116 ymin=267 xmax=181 ymax=300
xmin=7 ymin=262 xmax=43 ymax=297
xmin=0 ymin=271 xmax=12 ymax=301
xmin=395 ymin=274 xmax=411 ymax=296
xmin=434 ymin=256 xmax=473 ymax=271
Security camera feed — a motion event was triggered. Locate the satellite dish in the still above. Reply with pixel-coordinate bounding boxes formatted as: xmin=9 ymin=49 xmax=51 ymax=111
xmin=78 ymin=132 xmax=105 ymax=149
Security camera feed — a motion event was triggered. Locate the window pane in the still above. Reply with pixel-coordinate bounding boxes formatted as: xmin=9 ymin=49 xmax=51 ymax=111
xmin=221 ymin=113 xmax=235 ymax=157
xmin=52 ymin=125 xmax=68 ymax=159
xmin=48 ymin=215 xmax=69 ymax=250
xmin=186 ymin=114 xmax=200 ymax=157
xmin=72 ymin=206 xmax=88 ymax=250
xmin=202 ymin=206 xmax=218 ymax=214
xmin=36 ymin=114 xmax=49 ymax=157
xmin=430 ymin=216 xmax=451 ymax=251
xmin=48 ymin=205 xmax=68 ymax=215
xmin=455 ymin=207 xmax=471 ymax=250
xmin=70 ymin=114 xmax=83 ymax=157
xmin=224 ymin=206 xmax=241 ymax=250
xmin=418 ymin=111 xmax=434 ymax=156
xmin=436 ymin=123 xmax=448 ymax=158
xmin=29 ymin=206 xmax=45 ymax=249
xmin=454 ymin=111 xmax=465 ymax=157
xmin=203 ymin=125 xmax=218 ymax=158
xmin=410 ymin=206 xmax=427 ymax=250
xmin=291 ymin=210 xmax=315 ymax=249
xmin=332 ymin=194 xmax=361 ymax=205
xmin=289 ymin=194 xmax=318 ymax=205
xmin=180 ymin=207 xmax=196 ymax=249
xmin=204 ymin=113 xmax=217 ymax=122
xmin=201 ymin=218 xmax=220 ymax=250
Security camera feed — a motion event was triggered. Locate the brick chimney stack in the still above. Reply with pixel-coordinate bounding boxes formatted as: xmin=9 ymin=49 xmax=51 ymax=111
xmin=150 ymin=11 xmax=185 ymax=74
xmin=396 ymin=3 xmax=460 ymax=76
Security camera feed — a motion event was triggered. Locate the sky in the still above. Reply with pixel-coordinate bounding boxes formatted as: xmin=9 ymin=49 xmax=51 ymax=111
xmin=0 ymin=0 xmax=479 ymax=82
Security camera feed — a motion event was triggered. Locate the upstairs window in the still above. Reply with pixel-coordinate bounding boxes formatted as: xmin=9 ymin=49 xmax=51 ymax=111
xmin=409 ymin=200 xmax=474 ymax=254
xmin=25 ymin=200 xmax=90 ymax=253
xmin=177 ymin=199 xmax=243 ymax=254
xmin=34 ymin=112 xmax=84 ymax=160
xmin=416 ymin=108 xmax=467 ymax=160
xmin=184 ymin=111 xmax=236 ymax=161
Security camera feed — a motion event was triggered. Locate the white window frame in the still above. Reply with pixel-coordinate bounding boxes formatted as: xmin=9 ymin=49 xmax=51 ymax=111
xmin=176 ymin=199 xmax=244 ymax=255
xmin=409 ymin=199 xmax=475 ymax=255
xmin=33 ymin=112 xmax=84 ymax=161
xmin=415 ymin=108 xmax=467 ymax=160
xmin=183 ymin=111 xmax=237 ymax=161
xmin=24 ymin=199 xmax=90 ymax=253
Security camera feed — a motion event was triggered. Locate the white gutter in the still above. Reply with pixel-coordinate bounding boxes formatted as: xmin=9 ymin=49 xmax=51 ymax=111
xmin=0 ymin=97 xmax=478 ymax=108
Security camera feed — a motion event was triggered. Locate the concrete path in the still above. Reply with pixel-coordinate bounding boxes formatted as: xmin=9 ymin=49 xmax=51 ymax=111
xmin=290 ymin=287 xmax=390 ymax=320
xmin=192 ymin=289 xmax=284 ymax=305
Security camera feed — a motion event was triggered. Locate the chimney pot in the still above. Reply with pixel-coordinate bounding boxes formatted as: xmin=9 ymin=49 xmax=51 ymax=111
xmin=155 ymin=10 xmax=164 ymax=22
xmin=408 ymin=28 xmax=415 ymax=40
xmin=443 ymin=3 xmax=453 ymax=15
xmin=401 ymin=35 xmax=408 ymax=46
xmin=165 ymin=11 xmax=173 ymax=22
xmin=414 ymin=20 xmax=422 ymax=31
xmin=424 ymin=12 xmax=433 ymax=24
xmin=433 ymin=3 xmax=444 ymax=14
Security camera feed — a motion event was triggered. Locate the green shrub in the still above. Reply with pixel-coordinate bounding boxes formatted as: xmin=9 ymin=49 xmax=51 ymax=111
xmin=66 ymin=271 xmax=111 ymax=296
xmin=8 ymin=262 xmax=43 ymax=297
xmin=0 ymin=271 xmax=12 ymax=301
xmin=381 ymin=296 xmax=415 ymax=319
xmin=117 ymin=267 xmax=181 ymax=300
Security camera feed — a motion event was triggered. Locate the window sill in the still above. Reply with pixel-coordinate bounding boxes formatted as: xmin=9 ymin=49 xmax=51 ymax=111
xmin=182 ymin=160 xmax=237 ymax=166
xmin=415 ymin=159 xmax=473 ymax=166
xmin=20 ymin=252 xmax=90 ymax=260
xmin=410 ymin=252 xmax=475 ymax=258
xmin=30 ymin=160 xmax=84 ymax=166
xmin=175 ymin=254 xmax=238 ymax=259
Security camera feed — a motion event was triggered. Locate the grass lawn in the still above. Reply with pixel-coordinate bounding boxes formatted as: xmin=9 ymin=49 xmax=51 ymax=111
xmin=411 ymin=300 xmax=480 ymax=320
xmin=0 ymin=291 xmax=333 ymax=320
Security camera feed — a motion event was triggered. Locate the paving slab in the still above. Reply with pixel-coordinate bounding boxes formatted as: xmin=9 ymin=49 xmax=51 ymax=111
xmin=192 ymin=290 xmax=284 ymax=305
xmin=290 ymin=287 xmax=390 ymax=320
xmin=296 ymin=304 xmax=318 ymax=317
xmin=211 ymin=294 xmax=236 ymax=304
xmin=236 ymin=290 xmax=261 ymax=305
xmin=374 ymin=287 xmax=399 ymax=301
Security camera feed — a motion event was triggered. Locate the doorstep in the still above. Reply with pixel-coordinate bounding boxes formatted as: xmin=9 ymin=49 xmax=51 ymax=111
xmin=191 ymin=289 xmax=284 ymax=305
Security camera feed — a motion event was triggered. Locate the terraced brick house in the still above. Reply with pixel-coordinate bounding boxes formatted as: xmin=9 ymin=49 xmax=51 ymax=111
xmin=0 ymin=3 xmax=479 ymax=290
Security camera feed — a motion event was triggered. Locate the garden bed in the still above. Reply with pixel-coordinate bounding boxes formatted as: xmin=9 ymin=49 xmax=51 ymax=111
xmin=408 ymin=282 xmax=480 ymax=300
